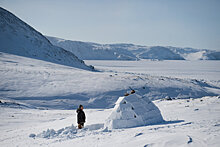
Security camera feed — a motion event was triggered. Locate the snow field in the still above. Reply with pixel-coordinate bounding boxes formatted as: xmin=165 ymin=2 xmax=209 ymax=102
xmin=85 ymin=60 xmax=220 ymax=81
xmin=1 ymin=52 xmax=219 ymax=109
xmin=1 ymin=96 xmax=219 ymax=146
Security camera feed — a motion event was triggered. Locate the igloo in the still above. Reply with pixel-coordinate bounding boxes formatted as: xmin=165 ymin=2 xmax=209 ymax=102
xmin=105 ymin=94 xmax=164 ymax=129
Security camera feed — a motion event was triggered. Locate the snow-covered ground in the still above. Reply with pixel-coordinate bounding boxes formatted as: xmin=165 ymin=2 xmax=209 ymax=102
xmin=85 ymin=60 xmax=220 ymax=81
xmin=1 ymin=52 xmax=219 ymax=109
xmin=1 ymin=96 xmax=219 ymax=146
xmin=1 ymin=53 xmax=220 ymax=146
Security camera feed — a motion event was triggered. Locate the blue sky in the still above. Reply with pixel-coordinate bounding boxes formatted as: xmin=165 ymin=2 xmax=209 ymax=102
xmin=1 ymin=0 xmax=220 ymax=50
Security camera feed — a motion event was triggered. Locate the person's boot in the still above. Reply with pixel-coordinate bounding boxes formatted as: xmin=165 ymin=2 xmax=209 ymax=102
xmin=78 ymin=124 xmax=82 ymax=129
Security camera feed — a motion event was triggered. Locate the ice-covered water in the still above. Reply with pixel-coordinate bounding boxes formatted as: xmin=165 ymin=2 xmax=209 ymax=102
xmin=85 ymin=60 xmax=220 ymax=81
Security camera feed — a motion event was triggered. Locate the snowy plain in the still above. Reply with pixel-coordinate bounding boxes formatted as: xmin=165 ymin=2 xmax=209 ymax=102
xmin=85 ymin=60 xmax=220 ymax=81
xmin=0 ymin=53 xmax=220 ymax=147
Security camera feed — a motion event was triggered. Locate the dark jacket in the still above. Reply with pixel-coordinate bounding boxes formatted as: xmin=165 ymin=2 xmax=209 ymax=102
xmin=76 ymin=108 xmax=86 ymax=124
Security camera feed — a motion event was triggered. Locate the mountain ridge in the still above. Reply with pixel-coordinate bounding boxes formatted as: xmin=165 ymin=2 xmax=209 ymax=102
xmin=47 ymin=36 xmax=220 ymax=61
xmin=0 ymin=7 xmax=94 ymax=71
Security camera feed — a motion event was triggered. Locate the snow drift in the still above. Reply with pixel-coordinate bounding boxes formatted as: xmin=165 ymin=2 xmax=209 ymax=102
xmin=0 ymin=7 xmax=93 ymax=70
xmin=105 ymin=94 xmax=164 ymax=129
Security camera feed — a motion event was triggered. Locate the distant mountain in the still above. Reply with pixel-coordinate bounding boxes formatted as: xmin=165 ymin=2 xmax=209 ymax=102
xmin=167 ymin=46 xmax=220 ymax=60
xmin=0 ymin=7 xmax=93 ymax=70
xmin=47 ymin=36 xmax=220 ymax=61
xmin=46 ymin=36 xmax=138 ymax=60
xmin=137 ymin=46 xmax=184 ymax=60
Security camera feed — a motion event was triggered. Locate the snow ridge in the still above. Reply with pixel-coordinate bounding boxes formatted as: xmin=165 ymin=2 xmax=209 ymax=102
xmin=0 ymin=7 xmax=93 ymax=70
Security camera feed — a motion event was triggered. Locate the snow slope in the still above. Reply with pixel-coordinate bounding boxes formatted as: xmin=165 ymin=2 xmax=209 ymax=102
xmin=0 ymin=52 xmax=219 ymax=109
xmin=47 ymin=36 xmax=220 ymax=61
xmin=0 ymin=7 xmax=93 ymax=70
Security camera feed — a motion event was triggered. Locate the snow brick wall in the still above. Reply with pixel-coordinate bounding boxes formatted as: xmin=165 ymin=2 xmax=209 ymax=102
xmin=105 ymin=94 xmax=164 ymax=129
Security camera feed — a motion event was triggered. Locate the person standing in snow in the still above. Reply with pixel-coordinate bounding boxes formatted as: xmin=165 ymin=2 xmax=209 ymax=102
xmin=76 ymin=105 xmax=86 ymax=129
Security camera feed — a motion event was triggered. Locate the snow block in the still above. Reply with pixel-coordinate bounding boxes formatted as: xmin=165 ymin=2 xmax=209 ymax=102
xmin=36 ymin=125 xmax=77 ymax=139
xmin=105 ymin=94 xmax=164 ymax=129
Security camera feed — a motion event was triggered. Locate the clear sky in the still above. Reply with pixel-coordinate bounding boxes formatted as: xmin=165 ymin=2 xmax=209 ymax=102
xmin=1 ymin=0 xmax=220 ymax=50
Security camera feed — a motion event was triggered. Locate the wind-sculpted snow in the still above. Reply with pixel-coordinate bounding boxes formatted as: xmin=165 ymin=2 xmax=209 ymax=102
xmin=0 ymin=7 xmax=93 ymax=70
